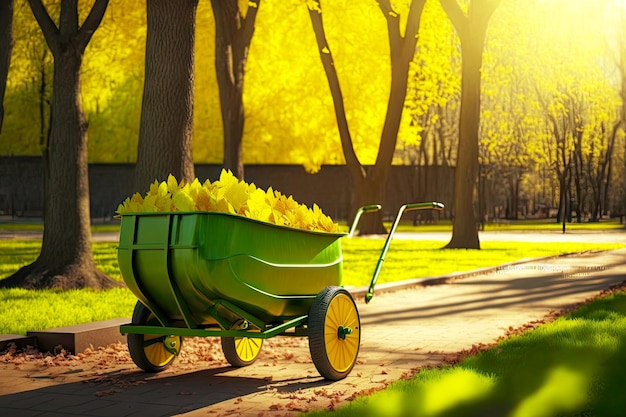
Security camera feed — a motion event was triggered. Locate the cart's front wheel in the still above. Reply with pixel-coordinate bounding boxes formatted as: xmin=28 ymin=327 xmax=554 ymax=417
xmin=308 ymin=286 xmax=361 ymax=380
xmin=127 ymin=301 xmax=182 ymax=373
xmin=221 ymin=320 xmax=263 ymax=367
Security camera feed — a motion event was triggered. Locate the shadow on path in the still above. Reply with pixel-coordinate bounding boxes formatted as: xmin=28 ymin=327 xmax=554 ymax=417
xmin=361 ymin=272 xmax=625 ymax=325
xmin=0 ymin=364 xmax=332 ymax=416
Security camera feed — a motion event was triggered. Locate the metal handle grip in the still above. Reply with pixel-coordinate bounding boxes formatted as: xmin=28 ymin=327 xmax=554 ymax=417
xmin=348 ymin=204 xmax=382 ymax=238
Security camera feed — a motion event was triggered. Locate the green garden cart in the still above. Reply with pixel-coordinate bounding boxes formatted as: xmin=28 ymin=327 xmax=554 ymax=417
xmin=118 ymin=202 xmax=443 ymax=380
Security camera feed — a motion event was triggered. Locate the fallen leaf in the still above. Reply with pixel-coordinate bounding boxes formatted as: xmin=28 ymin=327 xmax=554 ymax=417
xmin=94 ymin=389 xmax=118 ymax=397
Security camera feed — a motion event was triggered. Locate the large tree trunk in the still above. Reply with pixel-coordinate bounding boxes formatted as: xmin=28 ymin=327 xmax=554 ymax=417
xmin=0 ymin=0 xmax=14 ymax=133
xmin=446 ymin=27 xmax=482 ymax=248
xmin=0 ymin=0 xmax=119 ymax=290
xmin=307 ymin=0 xmax=426 ymax=235
xmin=441 ymin=0 xmax=500 ymax=249
xmin=350 ymin=168 xmax=387 ymax=235
xmin=602 ymin=121 xmax=620 ymax=218
xmin=134 ymin=0 xmax=197 ymax=190
xmin=211 ymin=0 xmax=259 ymax=181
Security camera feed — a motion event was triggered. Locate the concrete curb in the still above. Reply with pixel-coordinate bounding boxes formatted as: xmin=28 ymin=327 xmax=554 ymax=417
xmin=0 ymin=334 xmax=37 ymax=351
xmin=26 ymin=318 xmax=130 ymax=353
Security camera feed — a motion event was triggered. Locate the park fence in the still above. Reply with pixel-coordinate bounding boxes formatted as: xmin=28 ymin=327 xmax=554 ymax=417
xmin=0 ymin=156 xmax=454 ymax=223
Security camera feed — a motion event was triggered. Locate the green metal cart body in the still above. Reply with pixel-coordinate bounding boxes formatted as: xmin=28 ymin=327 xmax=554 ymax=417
xmin=118 ymin=211 xmax=344 ymax=329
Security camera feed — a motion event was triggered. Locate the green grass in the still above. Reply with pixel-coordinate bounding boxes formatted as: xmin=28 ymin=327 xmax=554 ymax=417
xmin=304 ymin=289 xmax=626 ymax=417
xmin=0 ymin=223 xmax=45 ymax=232
xmin=386 ymin=218 xmax=625 ymax=233
xmin=0 ymin=221 xmax=121 ymax=233
xmin=0 ymin=240 xmax=124 ymax=282
xmin=0 ymin=241 xmax=134 ymax=335
xmin=340 ymin=239 xmax=626 ymax=287
xmin=1 ymin=237 xmax=624 ymax=335
xmin=0 ymin=287 xmax=136 ymax=335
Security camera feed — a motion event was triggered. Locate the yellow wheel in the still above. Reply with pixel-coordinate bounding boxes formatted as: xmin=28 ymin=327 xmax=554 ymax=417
xmin=308 ymin=286 xmax=360 ymax=380
xmin=127 ymin=301 xmax=182 ymax=372
xmin=221 ymin=320 xmax=263 ymax=367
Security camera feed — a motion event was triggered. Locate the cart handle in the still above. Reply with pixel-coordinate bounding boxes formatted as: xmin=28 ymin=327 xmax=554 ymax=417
xmin=365 ymin=202 xmax=444 ymax=304
xmin=347 ymin=204 xmax=382 ymax=238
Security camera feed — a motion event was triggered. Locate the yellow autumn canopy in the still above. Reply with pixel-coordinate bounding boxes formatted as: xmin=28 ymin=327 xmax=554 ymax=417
xmin=117 ymin=169 xmax=340 ymax=233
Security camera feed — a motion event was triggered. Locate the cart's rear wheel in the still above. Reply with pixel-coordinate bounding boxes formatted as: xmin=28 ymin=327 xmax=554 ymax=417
xmin=308 ymin=286 xmax=360 ymax=380
xmin=221 ymin=320 xmax=263 ymax=367
xmin=127 ymin=301 xmax=182 ymax=372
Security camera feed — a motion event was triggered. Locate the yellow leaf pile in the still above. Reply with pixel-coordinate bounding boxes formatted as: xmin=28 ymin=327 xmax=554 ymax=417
xmin=117 ymin=169 xmax=340 ymax=233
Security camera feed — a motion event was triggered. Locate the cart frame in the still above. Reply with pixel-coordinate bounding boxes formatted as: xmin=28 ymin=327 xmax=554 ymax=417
xmin=118 ymin=201 xmax=444 ymax=380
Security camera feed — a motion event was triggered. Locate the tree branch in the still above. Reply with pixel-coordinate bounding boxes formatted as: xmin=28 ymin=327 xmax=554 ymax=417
xmin=76 ymin=0 xmax=110 ymax=52
xmin=472 ymin=0 xmax=502 ymax=24
xmin=405 ymin=0 xmax=427 ymax=43
xmin=306 ymin=0 xmax=362 ymax=171
xmin=27 ymin=0 xmax=60 ymax=54
xmin=439 ymin=0 xmax=467 ymax=34
xmin=0 ymin=0 xmax=14 ymax=134
xmin=376 ymin=0 xmax=401 ymax=55
xmin=240 ymin=0 xmax=260 ymax=47
xmin=59 ymin=0 xmax=79 ymax=38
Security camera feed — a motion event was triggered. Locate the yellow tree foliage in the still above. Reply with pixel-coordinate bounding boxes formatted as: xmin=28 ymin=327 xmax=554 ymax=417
xmin=1 ymin=0 xmax=624 ymax=185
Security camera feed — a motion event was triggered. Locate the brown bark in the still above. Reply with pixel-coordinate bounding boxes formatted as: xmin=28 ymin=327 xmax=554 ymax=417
xmin=133 ymin=0 xmax=197 ymax=191
xmin=0 ymin=0 xmax=14 ymax=134
xmin=0 ymin=0 xmax=119 ymax=290
xmin=441 ymin=0 xmax=500 ymax=249
xmin=307 ymin=0 xmax=426 ymax=234
xmin=211 ymin=0 xmax=259 ymax=181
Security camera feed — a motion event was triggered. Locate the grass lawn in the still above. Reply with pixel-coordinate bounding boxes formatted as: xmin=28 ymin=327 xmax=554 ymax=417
xmin=1 ymin=236 xmax=624 ymax=335
xmin=0 ymin=240 xmax=133 ymax=335
xmin=340 ymin=239 xmax=626 ymax=286
xmin=304 ymin=287 xmax=626 ymax=417
xmin=387 ymin=218 xmax=626 ymax=233
xmin=0 ymin=220 xmax=121 ymax=233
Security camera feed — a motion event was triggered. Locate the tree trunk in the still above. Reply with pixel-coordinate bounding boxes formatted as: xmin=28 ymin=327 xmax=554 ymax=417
xmin=592 ymin=174 xmax=602 ymax=222
xmin=211 ymin=0 xmax=259 ymax=181
xmin=134 ymin=0 xmax=197 ymax=190
xmin=602 ymin=122 xmax=619 ymax=218
xmin=559 ymin=179 xmax=564 ymax=223
xmin=573 ymin=136 xmax=584 ymax=223
xmin=0 ymin=0 xmax=119 ymax=290
xmin=307 ymin=0 xmax=426 ymax=234
xmin=446 ymin=26 xmax=482 ymax=247
xmin=507 ymin=171 xmax=520 ymax=220
xmin=441 ymin=0 xmax=500 ymax=249
xmin=38 ymin=49 xmax=50 ymax=148
xmin=0 ymin=0 xmax=13 ymax=133
xmin=350 ymin=170 xmax=387 ymax=235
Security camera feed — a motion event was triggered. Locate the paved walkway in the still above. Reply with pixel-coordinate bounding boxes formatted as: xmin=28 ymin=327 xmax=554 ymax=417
xmin=1 ymin=248 xmax=626 ymax=416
